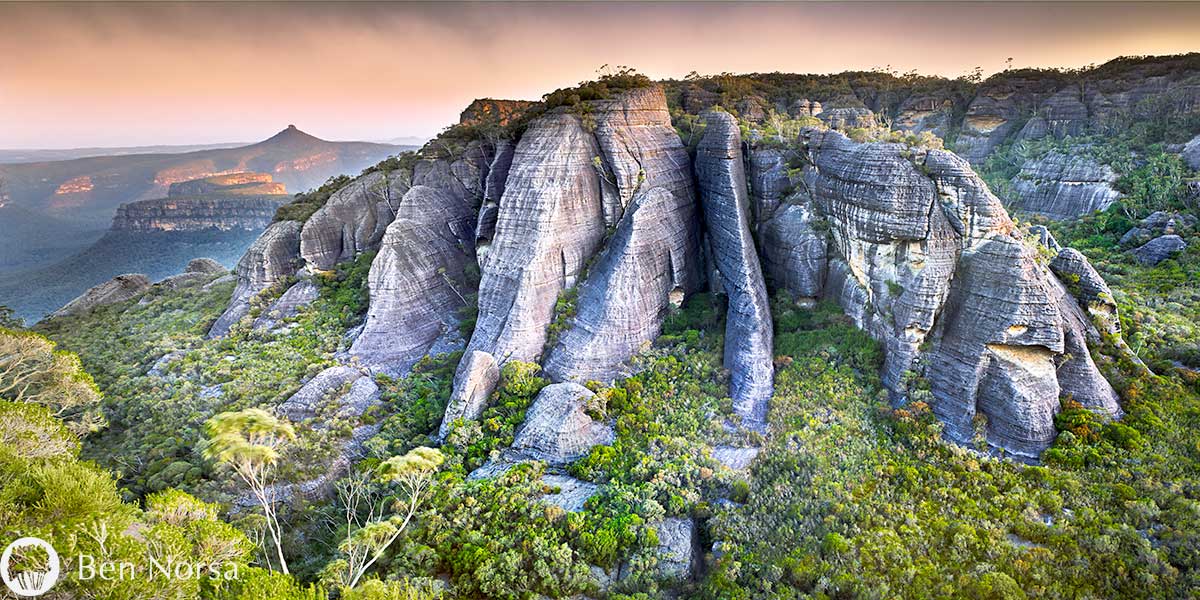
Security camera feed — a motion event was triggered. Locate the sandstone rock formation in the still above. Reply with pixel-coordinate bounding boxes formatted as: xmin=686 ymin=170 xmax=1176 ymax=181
xmin=506 ymin=383 xmax=613 ymax=465
xmin=438 ymin=350 xmax=500 ymax=440
xmin=695 ymin=111 xmax=775 ymax=426
xmin=208 ymin=220 xmax=304 ymax=337
xmin=1010 ymin=151 xmax=1121 ymax=219
xmin=784 ymin=127 xmax=1125 ymax=459
xmin=51 ymin=273 xmax=152 ymax=317
xmin=1132 ymin=234 xmax=1187 ymax=265
xmin=167 ymin=172 xmax=286 ymax=197
xmin=747 ymin=148 xmax=792 ymax=225
xmin=186 ymin=258 xmax=226 ymax=275
xmin=1184 ymin=134 xmax=1200 ymax=171
xmin=759 ymin=203 xmax=827 ymax=301
xmin=1119 ymin=211 xmax=1197 ymax=247
xmin=818 ymin=107 xmax=876 ymax=130
xmin=252 ymin=279 xmax=319 ymax=332
xmin=299 ymin=170 xmax=410 ymax=272
xmin=349 ymin=185 xmax=476 ymax=374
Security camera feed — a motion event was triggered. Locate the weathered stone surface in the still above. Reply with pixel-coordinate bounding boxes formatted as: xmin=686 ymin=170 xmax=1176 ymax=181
xmin=438 ymin=350 xmax=500 ymax=440
xmin=51 ymin=273 xmax=151 ymax=317
xmin=1119 ymin=210 xmax=1197 ymax=247
xmin=893 ymin=94 xmax=955 ymax=137
xmin=712 ymin=446 xmax=760 ymax=471
xmin=476 ymin=140 xmax=517 ymax=261
xmin=277 ymin=365 xmax=363 ymax=421
xmin=186 ymin=257 xmax=226 ymax=274
xmin=695 ymin=111 xmax=775 ymax=426
xmin=1011 ymin=151 xmax=1121 ymax=219
xmin=542 ymin=188 xmax=703 ymax=384
xmin=1049 ymin=248 xmax=1120 ymax=337
xmin=791 ymin=127 xmax=1120 ymax=459
xmin=818 ymin=107 xmax=876 ymax=130
xmin=507 ymin=383 xmax=613 ymax=465
xmin=299 ymin=170 xmax=409 ymax=272
xmin=1132 ymin=234 xmax=1187 ymax=265
xmin=458 ymin=111 xmax=607 ymax=371
xmin=789 ymin=98 xmax=822 ymax=117
xmin=747 ymin=147 xmax=791 ymax=224
xmin=1051 ymin=276 xmax=1122 ymax=417
xmin=539 ymin=474 xmax=599 ymax=512
xmin=350 ymin=185 xmax=475 ymax=374
xmin=954 ymin=75 xmax=1064 ymax=163
xmin=208 ymin=220 xmax=303 ymax=337
xmin=650 ymin=518 xmax=695 ymax=581
xmin=1184 ymin=134 xmax=1200 ymax=171
xmin=759 ymin=203 xmax=828 ymax=300
xmin=253 ymin=278 xmax=319 ymax=332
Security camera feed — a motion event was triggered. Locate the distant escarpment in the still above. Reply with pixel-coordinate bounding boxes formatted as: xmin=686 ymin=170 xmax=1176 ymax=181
xmin=216 ymin=78 xmax=1135 ymax=462
xmin=110 ymin=172 xmax=289 ymax=232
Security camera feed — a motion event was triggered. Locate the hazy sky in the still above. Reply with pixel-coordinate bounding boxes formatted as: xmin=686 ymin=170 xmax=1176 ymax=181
xmin=2 ymin=1 xmax=1198 ymax=149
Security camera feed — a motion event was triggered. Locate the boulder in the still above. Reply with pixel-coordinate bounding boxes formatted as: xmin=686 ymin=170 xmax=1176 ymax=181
xmin=1119 ymin=211 xmax=1197 ymax=247
xmin=253 ymin=278 xmax=320 ymax=332
xmin=349 ymin=185 xmax=476 ymax=374
xmin=51 ymin=273 xmax=152 ymax=317
xmin=818 ymin=107 xmax=876 ymax=130
xmin=299 ymin=170 xmax=409 ymax=272
xmin=1132 ymin=234 xmax=1187 ymax=265
xmin=1184 ymin=133 xmax=1200 ymax=171
xmin=1010 ymin=151 xmax=1121 ymax=219
xmin=650 ymin=518 xmax=695 ymax=581
xmin=208 ymin=220 xmax=303 ymax=338
xmin=542 ymin=187 xmax=703 ymax=384
xmin=695 ymin=111 xmax=775 ymax=426
xmin=507 ymin=383 xmax=613 ymax=465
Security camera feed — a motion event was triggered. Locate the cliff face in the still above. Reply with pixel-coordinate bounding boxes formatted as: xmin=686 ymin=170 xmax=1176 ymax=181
xmin=110 ymin=172 xmax=288 ymax=232
xmin=1010 ymin=151 xmax=1121 ymax=220
xmin=217 ymin=84 xmax=1130 ymax=461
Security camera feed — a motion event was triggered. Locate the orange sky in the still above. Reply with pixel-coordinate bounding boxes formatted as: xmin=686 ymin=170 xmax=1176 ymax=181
xmin=2 ymin=1 xmax=1198 ymax=149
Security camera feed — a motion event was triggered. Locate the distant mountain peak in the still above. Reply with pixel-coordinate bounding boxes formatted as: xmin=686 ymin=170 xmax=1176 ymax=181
xmin=260 ymin=124 xmax=324 ymax=147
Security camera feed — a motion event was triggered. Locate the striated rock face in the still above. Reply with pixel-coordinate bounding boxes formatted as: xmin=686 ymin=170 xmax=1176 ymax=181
xmin=506 ymin=383 xmax=614 ymax=465
xmin=1132 ymin=234 xmax=1187 ymax=265
xmin=543 ymin=187 xmax=703 ymax=383
xmin=253 ymin=279 xmax=319 ymax=332
xmin=208 ymin=220 xmax=303 ymax=338
xmin=459 ymin=111 xmax=607 ymax=370
xmin=111 ymin=196 xmax=286 ymax=232
xmin=788 ymin=127 xmax=1123 ymax=459
xmin=695 ymin=111 xmax=775 ymax=426
xmin=349 ymin=185 xmax=476 ymax=374
xmin=476 ymin=140 xmax=517 ymax=259
xmin=759 ymin=203 xmax=828 ymax=301
xmin=747 ymin=148 xmax=792 ymax=225
xmin=1049 ymin=248 xmax=1120 ymax=336
xmin=438 ymin=350 xmax=500 ymax=440
xmin=818 ymin=107 xmax=876 ymax=130
xmin=51 ymin=273 xmax=151 ymax=317
xmin=789 ymin=99 xmax=823 ymax=117
xmin=300 ymin=170 xmax=410 ymax=272
xmin=893 ymin=94 xmax=956 ymax=137
xmin=1010 ymin=151 xmax=1121 ymax=219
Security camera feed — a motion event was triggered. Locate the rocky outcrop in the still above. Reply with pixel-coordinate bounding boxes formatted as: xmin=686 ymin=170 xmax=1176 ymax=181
xmin=167 ymin=172 xmax=285 ymax=197
xmin=476 ymin=140 xmax=517 ymax=259
xmin=252 ymin=278 xmax=319 ymax=332
xmin=1010 ymin=151 xmax=1121 ymax=219
xmin=1119 ymin=211 xmax=1197 ymax=247
xmin=541 ymin=88 xmax=705 ymax=384
xmin=186 ymin=258 xmax=225 ymax=275
xmin=1184 ymin=134 xmax=1200 ymax=171
xmin=818 ymin=107 xmax=876 ymax=130
xmin=893 ymin=94 xmax=956 ymax=137
xmin=456 ymin=111 xmax=607 ymax=380
xmin=51 ymin=273 xmax=151 ymax=317
xmin=649 ymin=518 xmax=696 ymax=581
xmin=299 ymin=170 xmax=409 ymax=272
xmin=789 ymin=99 xmax=822 ymax=117
xmin=1132 ymin=234 xmax=1187 ymax=265
xmin=349 ymin=185 xmax=476 ymax=374
xmin=458 ymin=99 xmax=534 ymax=127
xmin=278 ymin=365 xmax=365 ymax=421
xmin=543 ymin=188 xmax=703 ymax=383
xmin=505 ymin=383 xmax=613 ymax=465
xmin=110 ymin=196 xmax=287 ymax=232
xmin=208 ymin=220 xmax=303 ymax=337
xmin=1049 ymin=248 xmax=1120 ymax=336
xmin=759 ymin=203 xmax=828 ymax=301
xmin=695 ymin=111 xmax=775 ymax=426
xmin=787 ymin=127 xmax=1123 ymax=459
xmin=747 ymin=148 xmax=792 ymax=225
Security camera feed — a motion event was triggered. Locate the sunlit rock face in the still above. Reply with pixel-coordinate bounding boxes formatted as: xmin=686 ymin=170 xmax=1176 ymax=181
xmin=349 ymin=185 xmax=476 ymax=375
xmin=785 ymin=127 xmax=1123 ymax=459
xmin=1010 ymin=150 xmax=1121 ymax=219
xmin=208 ymin=220 xmax=303 ymax=338
xmin=695 ymin=110 xmax=775 ymax=426
xmin=300 ymin=170 xmax=410 ymax=272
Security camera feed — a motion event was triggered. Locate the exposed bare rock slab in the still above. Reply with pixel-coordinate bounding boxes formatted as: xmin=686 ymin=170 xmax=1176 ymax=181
xmin=1011 ymin=151 xmax=1121 ymax=219
xmin=1184 ymin=134 xmax=1200 ymax=171
xmin=747 ymin=147 xmax=791 ymax=225
xmin=277 ymin=365 xmax=364 ymax=421
xmin=300 ymin=170 xmax=409 ymax=272
xmin=52 ymin=273 xmax=151 ymax=317
xmin=507 ymin=382 xmax=613 ymax=465
xmin=208 ymin=220 xmax=303 ymax=338
xmin=350 ymin=185 xmax=476 ymax=374
xmin=759 ymin=203 xmax=828 ymax=300
xmin=253 ymin=278 xmax=319 ymax=332
xmin=696 ymin=111 xmax=775 ymax=426
xmin=438 ymin=350 xmax=500 ymax=440
xmin=1132 ymin=234 xmax=1187 ymax=265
